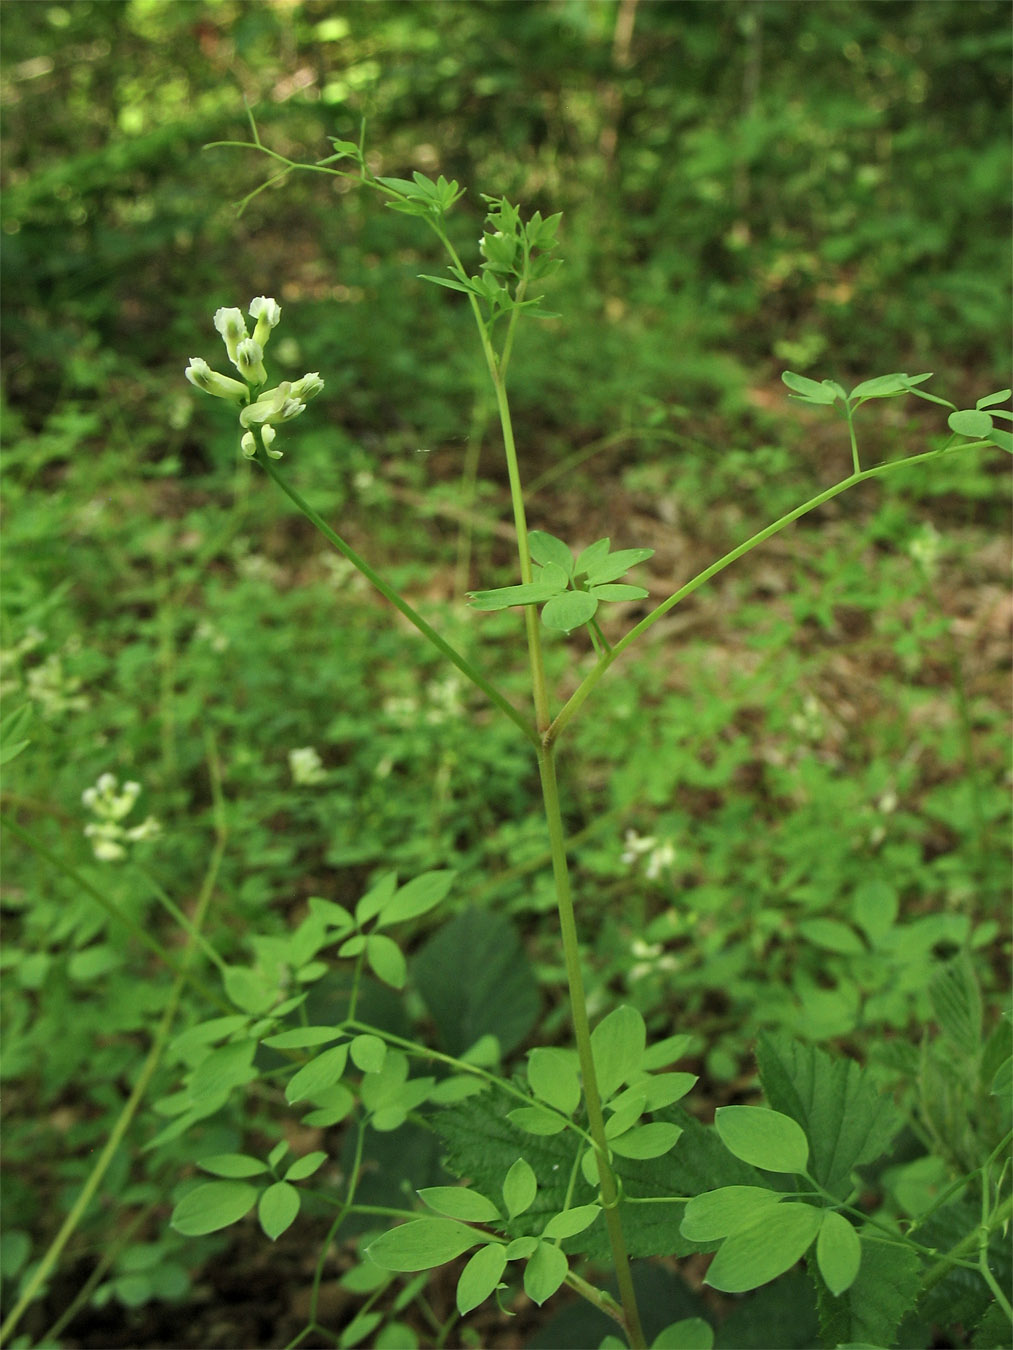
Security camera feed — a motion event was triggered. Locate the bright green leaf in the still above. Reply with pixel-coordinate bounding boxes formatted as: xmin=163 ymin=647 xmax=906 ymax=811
xmin=584 ymin=547 xmax=654 ymax=585
xmin=503 ymin=1157 xmax=537 ymax=1218
xmin=259 ymin=1181 xmax=300 ymax=1241
xmin=457 ymin=1242 xmax=508 ymax=1315
xmin=575 ymin=538 xmax=611 ymax=574
xmin=816 ymin=1210 xmax=862 ymax=1296
xmin=350 ymin=1033 xmax=388 ymax=1073
xmin=715 ymin=1106 xmax=810 ymax=1174
xmin=523 ymin=1239 xmax=568 ymax=1305
xmin=705 ymin=1202 xmax=822 ymax=1292
xmin=285 ymin=1151 xmax=327 ymax=1182
xmin=528 ymin=530 xmax=575 ymax=575
xmin=507 ymin=1106 xmax=568 ymax=1135
xmin=797 ymin=918 xmax=865 ymax=954
xmin=542 ymin=1204 xmax=600 ymax=1239
xmin=356 ymin=872 xmax=398 ymax=924
xmin=417 ymin=1186 xmax=500 ymax=1223
xmin=590 ymin=582 xmax=648 ymax=602
xmin=367 ymin=1218 xmax=479 ymax=1272
xmin=591 ymin=1005 xmax=646 ymax=1100
xmin=541 ymin=590 xmax=599 ymax=631
xmin=781 ymin=372 xmax=839 ymax=404
xmin=366 ymin=933 xmax=406 ymax=988
xmin=262 ymin=1026 xmax=344 ymax=1050
xmin=171 ymin=1181 xmax=258 ymax=1236
xmin=680 ymin=1186 xmax=785 ymax=1242
xmin=948 ymin=409 xmax=994 ymax=438
xmin=976 ymin=387 xmax=1012 ymax=409
xmin=609 ymin=1121 xmax=682 ymax=1159
xmin=642 ymin=1033 xmax=693 ymax=1070
xmin=198 ymin=1154 xmax=268 ymax=1179
xmin=285 ymin=1044 xmax=349 ymax=1104
xmin=376 ymin=870 xmax=456 ymax=926
xmin=651 ymin=1318 xmax=715 ymax=1349
xmin=527 ymin=1047 xmax=581 ymax=1116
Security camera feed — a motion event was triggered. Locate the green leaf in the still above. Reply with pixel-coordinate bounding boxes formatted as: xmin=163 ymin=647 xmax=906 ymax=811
xmin=419 ymin=273 xmax=480 ymax=295
xmin=198 ymin=1154 xmax=268 ymax=1179
xmin=340 ymin=1313 xmax=383 ymax=1348
xmin=642 ymin=1033 xmax=693 ymax=1070
xmin=523 ymin=1239 xmax=568 ymax=1305
xmin=542 ymin=1204 xmax=601 ymax=1239
xmin=356 ymin=871 xmax=398 ymax=924
xmin=781 ymin=372 xmax=839 ymax=405
xmin=350 ymin=1033 xmax=387 ymax=1074
xmin=715 ymin=1106 xmax=809 ymax=1174
xmin=948 ymin=409 xmax=994 ymax=438
xmin=527 ymin=1047 xmax=581 ymax=1116
xmin=417 ymin=1186 xmax=500 ymax=1223
xmin=651 ymin=1318 xmax=715 ymax=1349
xmin=508 ymin=1106 xmax=568 ymax=1135
xmin=849 ymin=373 xmax=929 ymax=400
xmin=705 ymin=1202 xmax=822 ymax=1292
xmin=797 ymin=918 xmax=865 ymax=954
xmin=469 ymin=576 xmax=567 ymax=610
xmin=591 ymin=1005 xmax=647 ymax=1100
xmin=815 ymin=1234 xmax=921 ymax=1347
xmin=528 ymin=530 xmax=575 ymax=575
xmin=988 ymin=427 xmax=1013 ymax=453
xmin=457 ymin=1243 xmax=508 ymax=1315
xmin=503 ymin=1157 xmax=537 ymax=1218
xmin=928 ymin=951 xmax=982 ymax=1057
xmin=575 ymin=538 xmax=611 ymax=574
xmin=541 ymin=590 xmax=599 ymax=631
xmin=605 ymin=1092 xmax=647 ymax=1139
xmin=609 ymin=1121 xmax=682 ymax=1159
xmin=591 ymin=582 xmax=648 ymax=602
xmin=188 ymin=1039 xmax=257 ymax=1103
xmin=171 ymin=1181 xmax=258 ymax=1236
xmin=816 ymin=1210 xmax=862 ymax=1296
xmin=584 ymin=547 xmax=654 ymax=585
xmin=262 ymin=1026 xmax=344 ymax=1050
xmin=366 ymin=1218 xmax=480 ymax=1272
xmin=0 ymin=702 xmax=31 ymax=766
xmin=756 ymin=1035 xmax=900 ymax=1198
xmin=376 ymin=870 xmax=456 ymax=926
xmin=285 ymin=1044 xmax=349 ymax=1104
xmin=307 ymin=897 xmax=355 ymax=932
xmin=680 ymin=1186 xmax=785 ymax=1242
xmin=975 ymin=387 xmax=1011 ymax=409
xmin=366 ymin=933 xmax=407 ymax=988
xmin=258 ymin=1181 xmax=300 ymax=1241
xmin=223 ymin=966 xmax=276 ymax=1015
xmin=301 ymin=1082 xmax=354 ymax=1127
xmin=850 ymin=878 xmax=898 ymax=943
xmin=284 ymin=1151 xmax=327 ymax=1181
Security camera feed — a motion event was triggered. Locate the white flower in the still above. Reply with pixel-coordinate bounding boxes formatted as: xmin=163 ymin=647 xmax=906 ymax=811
xmin=289 ymin=747 xmax=326 ymax=785
xmin=235 ymin=337 xmax=267 ymax=386
xmin=249 ymin=296 xmax=282 ymax=349
xmin=213 ymin=307 xmax=249 ymax=364
xmin=82 ymin=773 xmax=160 ymax=862
xmin=184 ymin=357 xmax=248 ymax=402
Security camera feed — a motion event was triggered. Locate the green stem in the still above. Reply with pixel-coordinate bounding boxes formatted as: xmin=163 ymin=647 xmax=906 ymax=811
xmin=257 ymin=455 xmax=538 ymax=748
xmin=538 ymin=745 xmax=646 ymax=1349
xmin=546 ymin=448 xmax=955 ymax=746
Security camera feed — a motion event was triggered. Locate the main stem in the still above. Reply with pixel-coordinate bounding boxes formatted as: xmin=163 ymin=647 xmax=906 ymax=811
xmin=538 ymin=746 xmax=646 ymax=1347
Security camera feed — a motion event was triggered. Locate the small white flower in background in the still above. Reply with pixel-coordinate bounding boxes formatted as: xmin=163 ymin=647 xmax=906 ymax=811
xmin=289 ymin=747 xmax=327 ymax=785
xmin=82 ymin=773 xmax=160 ymax=862
xmin=908 ymin=522 xmax=943 ymax=579
xmin=621 ymin=829 xmax=676 ymax=880
xmin=186 ymin=298 xmax=323 ymax=461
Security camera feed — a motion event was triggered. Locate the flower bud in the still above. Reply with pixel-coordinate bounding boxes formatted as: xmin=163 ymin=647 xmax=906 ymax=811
xmin=239 ymin=382 xmax=307 ymax=428
xmin=241 ymin=431 xmax=258 ymax=459
xmin=213 ymin=307 xmax=249 ymax=364
xmin=235 ymin=337 xmax=267 ymax=386
xmin=249 ymin=296 xmax=282 ymax=349
xmin=185 ymin=357 xmax=249 ymax=402
xmin=289 ymin=372 xmax=324 ymax=402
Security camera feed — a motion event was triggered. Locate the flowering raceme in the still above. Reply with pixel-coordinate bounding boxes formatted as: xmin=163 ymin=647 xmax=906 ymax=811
xmin=185 ymin=297 xmax=323 ymax=459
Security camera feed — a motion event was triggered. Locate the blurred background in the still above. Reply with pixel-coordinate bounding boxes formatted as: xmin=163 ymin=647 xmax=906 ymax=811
xmin=1 ymin=2 xmax=1010 ymax=1346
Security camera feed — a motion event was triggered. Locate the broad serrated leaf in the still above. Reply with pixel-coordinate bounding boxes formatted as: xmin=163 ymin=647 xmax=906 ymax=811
xmin=705 ymin=1203 xmax=822 ymax=1292
xmin=815 ymin=1232 xmax=921 ymax=1347
xmin=524 ymin=1239 xmax=568 ymax=1305
xmin=457 ymin=1243 xmax=507 ymax=1315
xmin=528 ymin=530 xmax=575 ymax=575
xmin=412 ymin=908 xmax=539 ymax=1057
xmin=756 ymin=1035 xmax=899 ymax=1198
xmin=928 ymin=951 xmax=982 ymax=1056
xmin=715 ymin=1106 xmax=809 ymax=1174
xmin=591 ymin=1005 xmax=647 ymax=1100
xmin=541 ymin=590 xmax=598 ymax=631
xmin=259 ymin=1181 xmax=300 ymax=1240
xmin=367 ymin=1218 xmax=479 ymax=1271
xmin=816 ymin=1210 xmax=861 ymax=1296
xmin=171 ymin=1181 xmax=258 ymax=1236
xmin=418 ymin=1186 xmax=500 ymax=1223
xmin=680 ymin=1186 xmax=785 ymax=1242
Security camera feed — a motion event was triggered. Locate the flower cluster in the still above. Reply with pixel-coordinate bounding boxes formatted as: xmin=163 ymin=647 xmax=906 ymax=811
xmin=185 ymin=298 xmax=323 ymax=460
xmin=620 ymin=829 xmax=677 ymax=882
xmin=82 ymin=773 xmax=161 ymax=862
